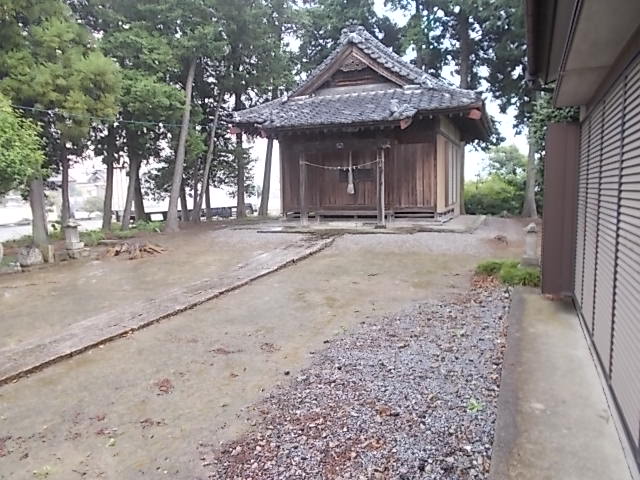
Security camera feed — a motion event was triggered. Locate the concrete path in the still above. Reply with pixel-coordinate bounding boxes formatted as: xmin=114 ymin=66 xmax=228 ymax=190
xmin=0 ymin=237 xmax=333 ymax=385
xmin=491 ymin=289 xmax=635 ymax=480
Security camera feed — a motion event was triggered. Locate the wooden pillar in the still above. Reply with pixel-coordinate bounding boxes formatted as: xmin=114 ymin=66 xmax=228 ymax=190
xmin=299 ymin=153 xmax=308 ymax=225
xmin=376 ymin=148 xmax=386 ymax=228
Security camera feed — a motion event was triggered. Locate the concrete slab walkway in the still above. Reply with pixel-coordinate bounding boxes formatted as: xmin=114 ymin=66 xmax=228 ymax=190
xmin=491 ymin=289 xmax=635 ymax=480
xmin=0 ymin=237 xmax=333 ymax=385
xmin=254 ymin=214 xmax=487 ymax=235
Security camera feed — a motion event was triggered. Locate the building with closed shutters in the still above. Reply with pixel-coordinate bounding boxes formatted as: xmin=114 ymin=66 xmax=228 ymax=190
xmin=525 ymin=0 xmax=640 ymax=472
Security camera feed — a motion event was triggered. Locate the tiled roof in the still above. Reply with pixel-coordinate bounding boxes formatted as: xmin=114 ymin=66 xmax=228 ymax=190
xmin=237 ymin=85 xmax=480 ymax=130
xmin=292 ymin=26 xmax=456 ymax=95
xmin=234 ymin=25 xmax=486 ymax=136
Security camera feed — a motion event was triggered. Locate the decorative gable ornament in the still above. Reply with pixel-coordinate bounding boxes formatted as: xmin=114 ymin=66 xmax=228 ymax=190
xmin=339 ymin=55 xmax=367 ymax=72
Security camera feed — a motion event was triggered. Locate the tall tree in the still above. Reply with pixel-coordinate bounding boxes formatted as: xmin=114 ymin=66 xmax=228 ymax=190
xmin=0 ymin=94 xmax=45 ymax=196
xmin=385 ymin=0 xmax=446 ymax=74
xmin=166 ymin=58 xmax=197 ymax=231
xmin=483 ymin=0 xmax=536 ymax=216
xmin=71 ymin=2 xmax=194 ymax=230
xmin=259 ymin=0 xmax=297 ymax=217
xmin=193 ymin=90 xmax=224 ymax=222
xmin=0 ymin=0 xmax=120 ymax=245
xmin=299 ymin=0 xmax=403 ymax=72
xmin=216 ymin=0 xmax=283 ymax=218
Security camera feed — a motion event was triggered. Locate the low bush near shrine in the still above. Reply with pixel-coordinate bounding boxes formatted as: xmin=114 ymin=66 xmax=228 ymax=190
xmin=476 ymin=259 xmax=540 ymax=287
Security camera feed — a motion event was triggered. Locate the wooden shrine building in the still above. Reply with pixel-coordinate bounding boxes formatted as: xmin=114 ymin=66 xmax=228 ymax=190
xmin=234 ymin=25 xmax=490 ymax=225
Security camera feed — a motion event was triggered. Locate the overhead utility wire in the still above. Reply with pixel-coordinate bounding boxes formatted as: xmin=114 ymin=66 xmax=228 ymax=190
xmin=11 ymin=104 xmax=185 ymax=128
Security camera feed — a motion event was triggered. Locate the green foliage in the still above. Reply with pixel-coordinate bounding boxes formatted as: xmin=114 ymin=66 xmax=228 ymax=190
xmin=465 ymin=175 xmax=524 ymax=216
xmin=298 ymin=0 xmax=402 ymax=73
xmin=0 ymin=1 xmax=121 ymax=143
xmin=467 ymin=398 xmax=484 ymax=413
xmin=476 ymin=259 xmax=540 ymax=287
xmin=531 ymin=93 xmax=580 ymax=155
xmin=465 ymin=145 xmax=529 ymax=215
xmin=483 ymin=0 xmax=529 ymax=131
xmin=133 ymin=220 xmax=165 ymax=233
xmin=476 ymin=259 xmax=517 ymax=276
xmin=0 ymin=94 xmax=45 ymax=195
xmin=485 ymin=144 xmax=527 ymax=180
xmin=499 ymin=264 xmax=540 ymax=287
xmin=80 ymin=229 xmax=105 ymax=247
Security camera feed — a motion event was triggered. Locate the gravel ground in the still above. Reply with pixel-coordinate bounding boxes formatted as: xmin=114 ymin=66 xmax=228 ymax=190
xmin=202 ymin=280 xmax=511 ymax=480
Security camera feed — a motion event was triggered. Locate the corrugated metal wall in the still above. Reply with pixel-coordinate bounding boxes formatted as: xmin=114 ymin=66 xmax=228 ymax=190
xmin=575 ymin=55 xmax=640 ymax=465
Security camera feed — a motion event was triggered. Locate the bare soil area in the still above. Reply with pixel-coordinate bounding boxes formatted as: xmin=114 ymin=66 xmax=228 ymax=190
xmin=0 ymin=218 xmax=524 ymax=479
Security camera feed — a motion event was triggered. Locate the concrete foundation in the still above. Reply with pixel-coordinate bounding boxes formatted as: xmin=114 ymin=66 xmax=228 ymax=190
xmin=491 ymin=289 xmax=635 ymax=480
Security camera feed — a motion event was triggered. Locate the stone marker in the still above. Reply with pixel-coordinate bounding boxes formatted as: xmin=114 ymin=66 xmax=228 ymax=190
xmin=521 ymin=222 xmax=539 ymax=267
xmin=17 ymin=246 xmax=44 ymax=267
xmin=64 ymin=221 xmax=85 ymax=259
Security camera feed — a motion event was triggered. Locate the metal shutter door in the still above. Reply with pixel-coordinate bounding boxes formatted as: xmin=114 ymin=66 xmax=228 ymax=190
xmin=593 ymin=81 xmax=624 ymax=373
xmin=612 ymin=58 xmax=640 ymax=450
xmin=583 ymin=105 xmax=603 ymax=333
xmin=575 ymin=118 xmax=590 ymax=305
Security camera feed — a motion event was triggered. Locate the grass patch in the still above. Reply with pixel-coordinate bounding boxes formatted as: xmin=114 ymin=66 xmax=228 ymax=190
xmin=132 ymin=220 xmax=164 ymax=233
xmin=1 ymin=254 xmax=17 ymax=266
xmin=476 ymin=259 xmax=540 ymax=287
xmin=80 ymin=229 xmax=106 ymax=247
xmin=3 ymin=234 xmax=33 ymax=249
xmin=4 ymin=219 xmax=165 ymax=250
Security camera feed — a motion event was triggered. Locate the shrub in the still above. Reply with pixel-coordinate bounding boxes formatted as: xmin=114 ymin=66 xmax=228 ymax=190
xmin=476 ymin=259 xmax=511 ymax=276
xmin=464 ymin=175 xmax=524 ymax=216
xmin=476 ymin=259 xmax=540 ymax=287
xmin=80 ymin=229 xmax=106 ymax=247
xmin=133 ymin=220 xmax=164 ymax=233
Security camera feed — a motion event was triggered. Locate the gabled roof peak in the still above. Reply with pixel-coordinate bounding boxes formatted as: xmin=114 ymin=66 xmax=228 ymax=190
xmin=291 ymin=25 xmax=466 ymax=97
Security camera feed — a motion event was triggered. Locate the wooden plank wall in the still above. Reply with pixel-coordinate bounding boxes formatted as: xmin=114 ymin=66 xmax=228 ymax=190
xmin=281 ymin=139 xmax=435 ymax=212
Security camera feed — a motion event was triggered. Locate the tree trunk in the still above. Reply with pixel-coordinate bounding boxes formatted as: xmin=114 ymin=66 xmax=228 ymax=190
xmin=457 ymin=13 xmax=472 ymax=90
xmin=205 ymin=178 xmax=212 ymax=221
xmin=194 ymin=90 xmax=223 ymax=222
xmin=29 ymin=178 xmax=49 ymax=249
xmin=165 ymin=57 xmax=197 ymax=232
xmin=180 ymin=184 xmax=189 ymax=222
xmin=102 ymin=154 xmax=114 ymax=231
xmin=120 ymin=156 xmax=138 ymax=230
xmin=457 ymin=12 xmax=472 ymax=214
xmin=133 ymin=163 xmax=146 ymax=222
xmin=522 ymin=125 xmax=538 ymax=218
xmin=414 ymin=0 xmax=424 ymax=70
xmin=236 ymin=133 xmax=246 ymax=219
xmin=259 ymin=137 xmax=274 ymax=217
xmin=235 ymin=89 xmax=246 ymax=219
xmin=61 ymin=147 xmax=70 ymax=226
xmin=191 ymin=161 xmax=200 ymax=223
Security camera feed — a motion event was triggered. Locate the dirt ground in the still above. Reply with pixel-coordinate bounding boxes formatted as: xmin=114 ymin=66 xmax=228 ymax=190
xmin=0 ymin=225 xmax=304 ymax=350
xmin=0 ymin=218 xmax=526 ymax=479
